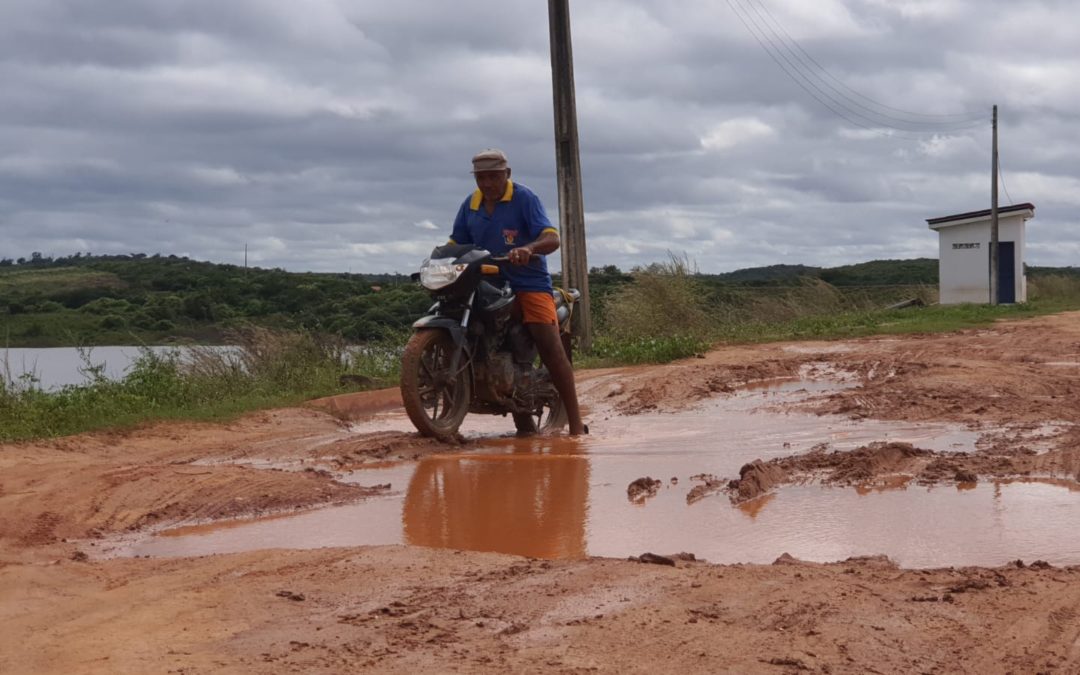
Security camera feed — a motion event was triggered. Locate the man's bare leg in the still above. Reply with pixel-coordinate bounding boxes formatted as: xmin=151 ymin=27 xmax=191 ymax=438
xmin=526 ymin=322 xmax=586 ymax=435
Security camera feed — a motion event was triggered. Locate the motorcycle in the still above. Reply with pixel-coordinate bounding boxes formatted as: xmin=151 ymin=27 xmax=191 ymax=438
xmin=400 ymin=243 xmax=579 ymax=438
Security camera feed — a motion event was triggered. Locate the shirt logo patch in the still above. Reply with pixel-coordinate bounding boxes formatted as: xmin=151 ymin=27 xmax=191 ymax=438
xmin=502 ymin=229 xmax=518 ymax=245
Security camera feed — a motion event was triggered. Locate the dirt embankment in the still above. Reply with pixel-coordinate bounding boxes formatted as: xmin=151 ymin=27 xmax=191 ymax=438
xmin=0 ymin=403 xmax=463 ymax=550
xmin=4 ymin=311 xmax=1080 ymax=673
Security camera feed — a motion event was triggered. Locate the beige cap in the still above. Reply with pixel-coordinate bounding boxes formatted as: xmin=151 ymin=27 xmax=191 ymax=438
xmin=471 ymin=148 xmax=509 ymax=173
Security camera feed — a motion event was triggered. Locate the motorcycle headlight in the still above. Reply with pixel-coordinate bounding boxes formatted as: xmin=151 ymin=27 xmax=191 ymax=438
xmin=420 ymin=257 xmax=468 ymax=290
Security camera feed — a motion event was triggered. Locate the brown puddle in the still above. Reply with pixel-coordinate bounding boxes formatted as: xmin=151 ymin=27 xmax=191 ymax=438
xmin=100 ymin=381 xmax=1080 ymax=568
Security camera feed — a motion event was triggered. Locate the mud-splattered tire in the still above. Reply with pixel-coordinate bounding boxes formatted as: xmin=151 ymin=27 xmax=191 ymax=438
xmin=400 ymin=330 xmax=471 ymax=439
xmin=538 ymin=394 xmax=568 ymax=434
xmin=513 ymin=385 xmax=567 ymax=435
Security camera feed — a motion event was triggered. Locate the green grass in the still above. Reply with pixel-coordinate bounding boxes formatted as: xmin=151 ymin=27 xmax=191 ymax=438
xmin=711 ymin=301 xmax=1058 ymax=343
xmin=577 ymin=302 xmax=1065 ymax=368
xmin=579 ymin=272 xmax=1080 ymax=364
xmin=581 ymin=334 xmax=709 ymax=367
xmin=0 ymin=328 xmax=403 ymax=442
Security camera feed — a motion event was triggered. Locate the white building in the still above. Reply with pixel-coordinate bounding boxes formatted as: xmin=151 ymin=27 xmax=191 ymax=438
xmin=926 ymin=202 xmax=1035 ymax=304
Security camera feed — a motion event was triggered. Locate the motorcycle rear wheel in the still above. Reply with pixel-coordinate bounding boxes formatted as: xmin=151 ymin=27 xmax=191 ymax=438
xmin=401 ymin=330 xmax=471 ymax=439
xmin=512 ymin=386 xmax=567 ymax=435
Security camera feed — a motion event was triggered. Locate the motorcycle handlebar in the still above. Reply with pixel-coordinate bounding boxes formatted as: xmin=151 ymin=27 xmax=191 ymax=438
xmin=490 ymin=254 xmax=540 ymax=263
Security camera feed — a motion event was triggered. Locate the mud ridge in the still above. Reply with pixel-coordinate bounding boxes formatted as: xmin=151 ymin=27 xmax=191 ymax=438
xmin=700 ymin=440 xmax=1080 ymax=504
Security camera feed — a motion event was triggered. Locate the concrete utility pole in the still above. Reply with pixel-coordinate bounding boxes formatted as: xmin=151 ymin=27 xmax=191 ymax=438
xmin=989 ymin=104 xmax=999 ymax=305
xmin=548 ymin=0 xmax=592 ymax=350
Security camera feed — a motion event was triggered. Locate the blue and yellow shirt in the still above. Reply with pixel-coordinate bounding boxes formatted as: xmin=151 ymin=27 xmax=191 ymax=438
xmin=449 ymin=181 xmax=557 ymax=292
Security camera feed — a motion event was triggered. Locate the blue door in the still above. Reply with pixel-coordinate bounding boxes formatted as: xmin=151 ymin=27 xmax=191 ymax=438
xmin=995 ymin=241 xmax=1016 ymax=304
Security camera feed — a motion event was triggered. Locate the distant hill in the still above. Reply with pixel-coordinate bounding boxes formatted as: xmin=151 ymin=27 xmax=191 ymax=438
xmin=698 ymin=258 xmax=938 ymax=287
xmin=0 ymin=253 xmax=427 ymax=347
xmin=1028 ymin=265 xmax=1080 ymax=278
xmin=707 ymin=264 xmax=823 ymax=285
xmin=819 ymin=258 xmax=938 ymax=286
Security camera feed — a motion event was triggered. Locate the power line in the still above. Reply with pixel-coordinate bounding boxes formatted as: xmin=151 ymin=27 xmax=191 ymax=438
xmin=725 ymin=0 xmax=987 ymax=136
xmin=724 ymin=0 xmax=927 ymax=140
xmin=733 ymin=0 xmax=984 ymax=133
xmin=745 ymin=0 xmax=984 ymax=126
xmin=997 ymin=154 xmax=1014 ymax=206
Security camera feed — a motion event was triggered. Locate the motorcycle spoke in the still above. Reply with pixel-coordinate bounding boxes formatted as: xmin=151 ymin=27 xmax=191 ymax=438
xmin=424 ymin=346 xmax=459 ymax=422
xmin=420 ymin=357 xmax=437 ymax=379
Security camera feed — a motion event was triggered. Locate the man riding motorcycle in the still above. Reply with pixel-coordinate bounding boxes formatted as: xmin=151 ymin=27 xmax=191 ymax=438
xmin=446 ymin=148 xmax=586 ymax=436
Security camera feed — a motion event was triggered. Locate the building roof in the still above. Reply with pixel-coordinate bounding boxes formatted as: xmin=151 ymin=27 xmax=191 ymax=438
xmin=926 ymin=202 xmax=1035 ymax=226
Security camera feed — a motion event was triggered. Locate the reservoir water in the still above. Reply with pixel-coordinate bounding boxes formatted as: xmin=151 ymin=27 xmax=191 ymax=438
xmin=1 ymin=346 xmax=207 ymax=390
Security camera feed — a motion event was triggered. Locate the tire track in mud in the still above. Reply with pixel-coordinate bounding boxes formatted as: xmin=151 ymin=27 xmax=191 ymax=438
xmin=999 ymin=593 xmax=1080 ymax=671
xmin=317 ymin=431 xmax=477 ymax=466
xmin=809 ymin=324 xmax=1080 ymax=426
xmin=611 ymin=357 xmax=805 ymax=415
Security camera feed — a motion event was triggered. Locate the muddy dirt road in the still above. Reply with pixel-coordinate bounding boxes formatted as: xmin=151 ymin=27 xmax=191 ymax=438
xmin=4 ymin=312 xmax=1080 ymax=674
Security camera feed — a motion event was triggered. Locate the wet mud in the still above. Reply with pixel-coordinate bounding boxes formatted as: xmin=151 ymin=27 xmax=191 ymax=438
xmin=99 ymin=370 xmax=1080 ymax=570
xmin=626 ymin=476 xmax=663 ymax=503
xmin=711 ymin=436 xmax=1080 ymax=505
xmin=6 ymin=311 xmax=1080 ymax=673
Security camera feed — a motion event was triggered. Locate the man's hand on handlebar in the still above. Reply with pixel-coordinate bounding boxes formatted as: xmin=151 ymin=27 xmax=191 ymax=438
xmin=508 ymin=247 xmax=534 ymax=266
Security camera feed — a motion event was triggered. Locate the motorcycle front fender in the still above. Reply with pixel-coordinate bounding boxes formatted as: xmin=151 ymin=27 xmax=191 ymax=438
xmin=411 ymin=315 xmax=466 ymax=347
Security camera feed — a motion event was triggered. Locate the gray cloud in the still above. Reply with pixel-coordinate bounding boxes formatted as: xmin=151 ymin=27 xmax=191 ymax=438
xmin=1 ymin=0 xmax=1077 ymax=274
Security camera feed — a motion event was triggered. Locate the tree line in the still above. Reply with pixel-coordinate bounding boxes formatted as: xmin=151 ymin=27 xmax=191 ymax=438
xmin=4 ymin=251 xmax=1073 ymax=347
xmin=0 ymin=253 xmax=427 ymax=345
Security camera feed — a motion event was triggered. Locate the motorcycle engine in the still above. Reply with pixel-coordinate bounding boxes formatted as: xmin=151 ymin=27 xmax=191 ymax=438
xmin=474 ymin=352 xmax=533 ymax=406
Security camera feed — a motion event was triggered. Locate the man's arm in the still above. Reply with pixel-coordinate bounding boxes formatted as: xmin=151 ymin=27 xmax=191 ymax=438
xmin=509 ymin=230 xmax=558 ymax=265
xmin=509 ymin=190 xmax=559 ymax=265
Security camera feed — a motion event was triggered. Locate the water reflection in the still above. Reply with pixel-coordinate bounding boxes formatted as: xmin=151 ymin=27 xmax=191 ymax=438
xmin=853 ymin=475 xmax=914 ymax=496
xmin=402 ymin=438 xmax=590 ymax=559
xmin=737 ymin=493 xmax=775 ymax=519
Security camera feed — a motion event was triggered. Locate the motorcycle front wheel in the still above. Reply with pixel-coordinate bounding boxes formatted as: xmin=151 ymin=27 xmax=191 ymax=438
xmin=400 ymin=330 xmax=471 ymax=439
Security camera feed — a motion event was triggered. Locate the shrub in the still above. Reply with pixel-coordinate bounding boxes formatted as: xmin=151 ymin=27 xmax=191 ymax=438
xmin=1029 ymin=275 xmax=1080 ymax=302
xmin=32 ymin=300 xmax=66 ymax=313
xmin=79 ymin=297 xmax=133 ymax=315
xmin=600 ymin=253 xmax=712 ymax=340
xmin=99 ymin=315 xmax=127 ymax=330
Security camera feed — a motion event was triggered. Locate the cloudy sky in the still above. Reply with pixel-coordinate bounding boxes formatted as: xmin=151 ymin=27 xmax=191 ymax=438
xmin=2 ymin=0 xmax=1077 ymax=274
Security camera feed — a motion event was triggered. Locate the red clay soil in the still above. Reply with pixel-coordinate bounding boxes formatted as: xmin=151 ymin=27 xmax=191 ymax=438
xmin=4 ymin=311 xmax=1080 ymax=673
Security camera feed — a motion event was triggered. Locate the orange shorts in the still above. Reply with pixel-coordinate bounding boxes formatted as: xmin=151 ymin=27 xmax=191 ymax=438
xmin=517 ymin=291 xmax=558 ymax=325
